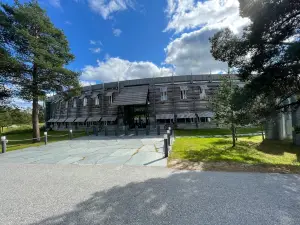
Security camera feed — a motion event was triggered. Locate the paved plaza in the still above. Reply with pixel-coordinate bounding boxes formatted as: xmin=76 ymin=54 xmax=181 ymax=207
xmin=0 ymin=135 xmax=167 ymax=167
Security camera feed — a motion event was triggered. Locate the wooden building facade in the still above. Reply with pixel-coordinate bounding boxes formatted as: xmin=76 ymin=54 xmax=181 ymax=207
xmin=46 ymin=74 xmax=243 ymax=131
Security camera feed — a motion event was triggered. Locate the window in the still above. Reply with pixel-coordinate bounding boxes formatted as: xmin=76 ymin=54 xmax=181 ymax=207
xmin=200 ymin=117 xmax=206 ymax=122
xmin=73 ymin=99 xmax=77 ymax=108
xmin=180 ymin=86 xmax=188 ymax=100
xmin=65 ymin=101 xmax=68 ymax=108
xmin=109 ymin=95 xmax=113 ymax=104
xmin=161 ymin=91 xmax=167 ymax=101
xmin=83 ymin=97 xmax=87 ymax=107
xmin=160 ymin=87 xmax=168 ymax=101
xmin=199 ymin=117 xmax=211 ymax=122
xmin=180 ymin=90 xmax=187 ymax=100
xmin=200 ymin=85 xmax=207 ymax=100
xmin=177 ymin=118 xmax=185 ymax=123
xmin=95 ymin=96 xmax=99 ymax=105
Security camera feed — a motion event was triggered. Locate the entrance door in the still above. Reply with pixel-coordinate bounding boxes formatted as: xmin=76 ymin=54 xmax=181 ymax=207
xmin=124 ymin=105 xmax=135 ymax=128
xmin=124 ymin=105 xmax=149 ymax=129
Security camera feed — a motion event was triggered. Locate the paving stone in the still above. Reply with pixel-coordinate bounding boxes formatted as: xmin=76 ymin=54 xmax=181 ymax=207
xmin=139 ymin=145 xmax=157 ymax=152
xmin=2 ymin=136 xmax=167 ymax=167
xmin=96 ymin=155 xmax=131 ymax=165
xmin=109 ymin=149 xmax=137 ymax=157
xmin=125 ymin=152 xmax=165 ymax=166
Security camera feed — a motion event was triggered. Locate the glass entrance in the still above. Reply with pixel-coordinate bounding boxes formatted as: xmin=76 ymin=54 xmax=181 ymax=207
xmin=124 ymin=105 xmax=149 ymax=129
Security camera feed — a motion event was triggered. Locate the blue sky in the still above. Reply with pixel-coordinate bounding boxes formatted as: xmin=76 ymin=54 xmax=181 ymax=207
xmin=44 ymin=0 xmax=171 ymax=72
xmin=4 ymin=0 xmax=250 ymax=107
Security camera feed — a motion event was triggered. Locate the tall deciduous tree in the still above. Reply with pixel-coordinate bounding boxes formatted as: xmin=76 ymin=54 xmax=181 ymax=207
xmin=210 ymin=0 xmax=300 ymax=112
xmin=0 ymin=1 xmax=80 ymax=142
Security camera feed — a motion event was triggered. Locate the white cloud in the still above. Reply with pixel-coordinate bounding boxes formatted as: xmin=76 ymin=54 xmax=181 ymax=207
xmin=64 ymin=21 xmax=72 ymax=25
xmin=165 ymin=27 xmax=228 ymax=74
xmin=163 ymin=0 xmax=251 ymax=74
xmin=112 ymin=28 xmax=122 ymax=37
xmin=88 ymin=0 xmax=134 ymax=19
xmin=165 ymin=0 xmax=250 ymax=34
xmin=80 ymin=80 xmax=97 ymax=87
xmin=89 ymin=48 xmax=101 ymax=53
xmin=11 ymin=98 xmax=44 ymax=109
xmin=49 ymin=0 xmax=61 ymax=8
xmin=81 ymin=57 xmax=173 ymax=82
xmin=90 ymin=40 xmax=103 ymax=45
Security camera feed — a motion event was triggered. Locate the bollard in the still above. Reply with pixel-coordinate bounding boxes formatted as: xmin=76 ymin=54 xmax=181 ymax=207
xmin=157 ymin=125 xmax=160 ymax=135
xmin=1 ymin=136 xmax=7 ymax=154
xmin=125 ymin=125 xmax=128 ymax=136
xmin=169 ymin=126 xmax=172 ymax=136
xmin=105 ymin=126 xmax=108 ymax=136
xmin=164 ymin=134 xmax=168 ymax=157
xmin=69 ymin=129 xmax=73 ymax=140
xmin=146 ymin=125 xmax=150 ymax=135
xmin=115 ymin=126 xmax=119 ymax=136
xmin=44 ymin=132 xmax=48 ymax=145
xmin=167 ymin=130 xmax=170 ymax=146
xmin=135 ymin=125 xmax=138 ymax=136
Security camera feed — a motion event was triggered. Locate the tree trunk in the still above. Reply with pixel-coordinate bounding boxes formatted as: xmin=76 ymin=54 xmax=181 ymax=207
xmin=261 ymin=125 xmax=265 ymax=141
xmin=231 ymin=124 xmax=236 ymax=147
xmin=32 ymin=64 xmax=40 ymax=143
xmin=32 ymin=97 xmax=40 ymax=142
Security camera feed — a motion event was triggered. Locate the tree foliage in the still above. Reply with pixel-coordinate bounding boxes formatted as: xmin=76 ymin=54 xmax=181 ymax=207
xmin=210 ymin=76 xmax=241 ymax=146
xmin=0 ymin=105 xmax=33 ymax=133
xmin=210 ymin=0 xmax=300 ymax=113
xmin=0 ymin=1 xmax=80 ymax=141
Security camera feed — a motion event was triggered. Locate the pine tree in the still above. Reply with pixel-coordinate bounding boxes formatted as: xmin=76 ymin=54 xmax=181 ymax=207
xmin=210 ymin=76 xmax=239 ymax=147
xmin=0 ymin=1 xmax=80 ymax=142
xmin=210 ymin=0 xmax=300 ymax=111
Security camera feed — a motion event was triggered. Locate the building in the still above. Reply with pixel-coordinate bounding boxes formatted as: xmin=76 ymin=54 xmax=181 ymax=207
xmin=265 ymin=96 xmax=300 ymax=145
xmin=45 ymin=74 xmax=243 ymax=131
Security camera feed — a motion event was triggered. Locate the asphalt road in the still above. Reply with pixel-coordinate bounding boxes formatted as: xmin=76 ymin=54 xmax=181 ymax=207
xmin=0 ymin=163 xmax=299 ymax=225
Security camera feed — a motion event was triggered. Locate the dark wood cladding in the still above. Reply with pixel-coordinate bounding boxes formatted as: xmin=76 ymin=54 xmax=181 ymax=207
xmin=47 ymin=74 xmax=243 ymax=122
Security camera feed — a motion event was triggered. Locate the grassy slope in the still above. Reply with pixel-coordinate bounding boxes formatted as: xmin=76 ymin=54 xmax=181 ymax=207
xmin=2 ymin=126 xmax=85 ymax=151
xmin=171 ymin=136 xmax=300 ymax=166
xmin=175 ymin=127 xmax=262 ymax=136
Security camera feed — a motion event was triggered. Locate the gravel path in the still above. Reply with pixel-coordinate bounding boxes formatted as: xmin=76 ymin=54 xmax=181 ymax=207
xmin=0 ymin=163 xmax=299 ymax=225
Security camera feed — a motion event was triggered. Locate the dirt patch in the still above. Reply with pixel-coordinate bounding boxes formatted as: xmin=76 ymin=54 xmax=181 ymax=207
xmin=168 ymin=159 xmax=300 ymax=174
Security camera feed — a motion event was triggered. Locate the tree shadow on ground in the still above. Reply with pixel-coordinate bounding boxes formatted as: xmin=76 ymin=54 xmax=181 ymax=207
xmin=29 ymin=172 xmax=300 ymax=225
xmin=257 ymin=139 xmax=300 ymax=158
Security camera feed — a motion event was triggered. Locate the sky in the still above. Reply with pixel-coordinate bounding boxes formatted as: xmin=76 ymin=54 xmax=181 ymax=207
xmin=4 ymin=0 xmax=251 ymax=107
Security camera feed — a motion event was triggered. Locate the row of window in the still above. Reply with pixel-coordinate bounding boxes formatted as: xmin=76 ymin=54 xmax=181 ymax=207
xmin=156 ymin=117 xmax=211 ymax=124
xmin=62 ymin=96 xmax=113 ymax=108
xmin=160 ymin=89 xmax=205 ymax=101
xmin=62 ymin=88 xmax=206 ymax=108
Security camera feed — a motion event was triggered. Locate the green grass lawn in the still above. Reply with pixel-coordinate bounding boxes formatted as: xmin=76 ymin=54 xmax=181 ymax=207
xmin=2 ymin=128 xmax=86 ymax=152
xmin=170 ymin=136 xmax=300 ymax=166
xmin=175 ymin=127 xmax=262 ymax=136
